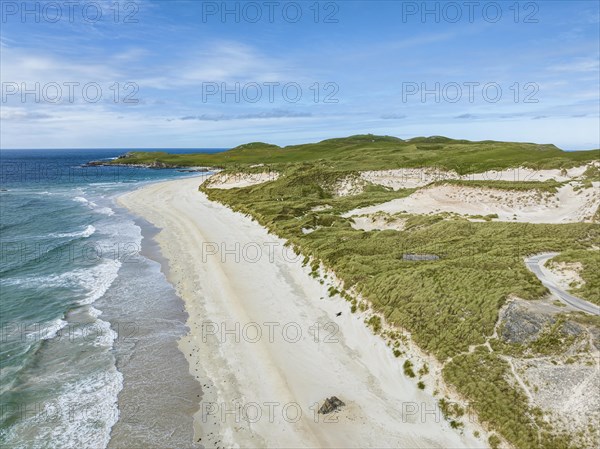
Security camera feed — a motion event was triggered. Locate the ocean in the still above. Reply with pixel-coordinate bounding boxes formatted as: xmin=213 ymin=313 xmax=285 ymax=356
xmin=0 ymin=149 xmax=223 ymax=448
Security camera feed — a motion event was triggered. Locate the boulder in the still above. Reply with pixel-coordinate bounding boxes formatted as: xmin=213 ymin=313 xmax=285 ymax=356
xmin=318 ymin=396 xmax=345 ymax=414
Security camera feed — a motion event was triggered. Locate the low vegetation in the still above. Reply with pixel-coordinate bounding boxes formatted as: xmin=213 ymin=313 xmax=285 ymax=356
xmin=112 ymin=134 xmax=598 ymax=171
xmin=138 ymin=135 xmax=598 ymax=449
xmin=403 ymin=360 xmax=416 ymax=378
xmin=434 ymin=179 xmax=563 ymax=193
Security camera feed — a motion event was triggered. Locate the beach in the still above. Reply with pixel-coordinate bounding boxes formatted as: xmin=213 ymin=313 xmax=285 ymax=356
xmin=117 ymin=175 xmax=485 ymax=449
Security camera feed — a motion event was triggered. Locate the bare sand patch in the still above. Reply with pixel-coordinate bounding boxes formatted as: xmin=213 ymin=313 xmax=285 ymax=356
xmin=332 ymin=175 xmax=366 ymax=196
xmin=360 ymin=168 xmax=459 ymax=190
xmin=545 ymin=260 xmax=585 ymax=291
xmin=204 ymin=171 xmax=279 ymax=189
xmin=360 ymin=163 xmax=597 ymax=191
xmin=498 ymin=298 xmax=600 ymax=448
xmin=345 ymin=182 xmax=599 ymax=224
xmin=462 ymin=164 xmax=593 ymax=182
xmin=350 ymin=214 xmax=406 ymax=231
xmin=310 ymin=204 xmax=332 ymax=212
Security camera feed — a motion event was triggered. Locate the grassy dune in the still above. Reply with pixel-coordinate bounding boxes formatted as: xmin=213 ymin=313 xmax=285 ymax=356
xmin=131 ymin=135 xmax=598 ymax=449
xmin=203 ymin=174 xmax=598 ymax=448
xmin=113 ymin=134 xmax=598 ymax=171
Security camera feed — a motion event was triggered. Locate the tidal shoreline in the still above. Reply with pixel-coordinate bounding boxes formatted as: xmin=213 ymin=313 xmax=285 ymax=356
xmin=103 ymin=203 xmax=202 ymax=449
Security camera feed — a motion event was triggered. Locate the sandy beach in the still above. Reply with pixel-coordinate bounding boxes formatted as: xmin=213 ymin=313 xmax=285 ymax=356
xmin=118 ymin=176 xmax=485 ymax=449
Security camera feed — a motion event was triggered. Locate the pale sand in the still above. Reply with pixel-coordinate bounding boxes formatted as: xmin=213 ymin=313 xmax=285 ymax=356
xmin=205 ymin=171 xmax=279 ymax=189
xmin=345 ymin=182 xmax=600 ymax=223
xmin=118 ymin=176 xmax=485 ymax=449
xmin=360 ymin=164 xmax=595 ymax=191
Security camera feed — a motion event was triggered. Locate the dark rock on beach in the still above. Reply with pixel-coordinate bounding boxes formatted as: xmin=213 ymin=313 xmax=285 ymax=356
xmin=318 ymin=396 xmax=345 ymax=414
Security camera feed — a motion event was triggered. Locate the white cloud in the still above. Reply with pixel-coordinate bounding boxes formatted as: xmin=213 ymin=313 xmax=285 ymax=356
xmin=0 ymin=107 xmax=54 ymax=121
xmin=0 ymin=45 xmax=123 ymax=84
xmin=548 ymin=57 xmax=600 ymax=73
xmin=136 ymin=41 xmax=300 ymax=90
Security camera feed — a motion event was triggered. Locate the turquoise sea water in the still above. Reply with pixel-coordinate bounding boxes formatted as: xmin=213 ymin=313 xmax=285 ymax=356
xmin=0 ymin=149 xmax=222 ymax=448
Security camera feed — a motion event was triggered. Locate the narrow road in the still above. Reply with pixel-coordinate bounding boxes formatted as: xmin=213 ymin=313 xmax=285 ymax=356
xmin=525 ymin=253 xmax=600 ymax=315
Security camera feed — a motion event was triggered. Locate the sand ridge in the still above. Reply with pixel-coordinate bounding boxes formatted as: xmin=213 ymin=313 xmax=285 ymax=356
xmin=345 ymin=182 xmax=599 ymax=224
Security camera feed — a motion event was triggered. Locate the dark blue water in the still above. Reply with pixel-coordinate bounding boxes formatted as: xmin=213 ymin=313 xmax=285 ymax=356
xmin=0 ymin=149 xmax=224 ymax=448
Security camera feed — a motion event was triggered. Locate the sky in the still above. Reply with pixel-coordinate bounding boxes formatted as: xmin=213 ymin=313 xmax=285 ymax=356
xmin=1 ymin=0 xmax=599 ymax=150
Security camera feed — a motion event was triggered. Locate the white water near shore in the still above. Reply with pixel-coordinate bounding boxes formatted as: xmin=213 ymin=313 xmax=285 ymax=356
xmin=118 ymin=176 xmax=486 ymax=448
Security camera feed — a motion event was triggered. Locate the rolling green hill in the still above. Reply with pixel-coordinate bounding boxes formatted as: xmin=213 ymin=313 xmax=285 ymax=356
xmin=183 ymin=135 xmax=599 ymax=449
xmin=112 ymin=134 xmax=598 ymax=172
xmin=115 ymin=135 xmax=599 ymax=449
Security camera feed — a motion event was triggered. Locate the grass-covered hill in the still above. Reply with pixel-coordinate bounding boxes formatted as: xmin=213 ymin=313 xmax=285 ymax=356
xmin=180 ymin=135 xmax=600 ymax=449
xmin=202 ymin=178 xmax=599 ymax=449
xmin=115 ymin=134 xmax=599 ymax=449
xmin=112 ymin=134 xmax=598 ymax=172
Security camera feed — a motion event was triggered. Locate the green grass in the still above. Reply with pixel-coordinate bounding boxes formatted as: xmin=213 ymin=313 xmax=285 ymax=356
xmin=582 ymin=164 xmax=600 ymax=184
xmin=112 ymin=134 xmax=598 ymax=171
xmin=183 ymin=136 xmax=599 ymax=449
xmin=529 ymin=317 xmax=578 ymax=355
xmin=403 ymin=360 xmax=416 ymax=378
xmin=435 ymin=179 xmax=563 ymax=193
xmin=366 ymin=315 xmax=382 ymax=333
xmin=205 ymin=170 xmax=599 ymax=360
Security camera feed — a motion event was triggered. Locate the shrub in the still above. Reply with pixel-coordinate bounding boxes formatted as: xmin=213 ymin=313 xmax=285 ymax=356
xmin=403 ymin=360 xmax=416 ymax=378
xmin=366 ymin=315 xmax=382 ymax=333
xmin=488 ymin=434 xmax=501 ymax=449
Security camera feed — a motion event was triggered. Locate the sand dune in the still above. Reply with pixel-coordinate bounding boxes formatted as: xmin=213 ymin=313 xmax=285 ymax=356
xmin=118 ymin=176 xmax=485 ymax=449
xmin=360 ymin=164 xmax=595 ymax=191
xmin=345 ymin=182 xmax=599 ymax=224
xmin=205 ymin=171 xmax=279 ymax=189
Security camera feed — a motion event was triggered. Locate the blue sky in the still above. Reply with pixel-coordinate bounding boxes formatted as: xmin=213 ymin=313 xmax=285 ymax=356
xmin=1 ymin=0 xmax=599 ymax=149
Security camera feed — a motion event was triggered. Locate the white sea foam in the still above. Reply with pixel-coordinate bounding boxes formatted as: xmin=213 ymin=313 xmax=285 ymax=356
xmin=1 ymin=365 xmax=123 ymax=449
xmin=68 ymin=312 xmax=117 ymax=347
xmin=76 ymin=259 xmax=122 ymax=305
xmin=54 ymin=224 xmax=96 ymax=239
xmin=72 ymin=195 xmax=115 ymax=216
xmin=21 ymin=317 xmax=70 ymax=341
xmin=2 ymin=259 xmax=122 ymax=307
xmin=95 ymin=206 xmax=115 ymax=216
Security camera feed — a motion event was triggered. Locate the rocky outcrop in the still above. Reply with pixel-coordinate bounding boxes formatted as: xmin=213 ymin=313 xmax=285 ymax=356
xmin=84 ymin=156 xmax=211 ymax=171
xmin=501 ymin=302 xmax=553 ymax=344
xmin=500 ymin=301 xmax=584 ymax=344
